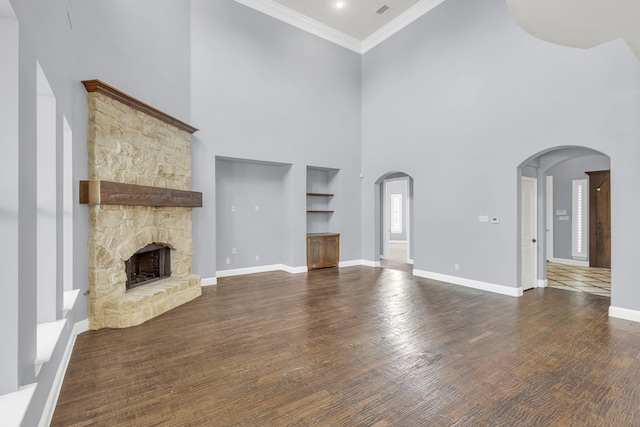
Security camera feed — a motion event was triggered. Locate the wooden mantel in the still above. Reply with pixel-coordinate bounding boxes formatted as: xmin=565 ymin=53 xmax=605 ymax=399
xmin=80 ymin=181 xmax=202 ymax=208
xmin=82 ymin=79 xmax=198 ymax=134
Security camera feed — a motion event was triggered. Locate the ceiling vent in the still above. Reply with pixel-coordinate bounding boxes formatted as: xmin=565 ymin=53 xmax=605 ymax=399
xmin=375 ymin=5 xmax=391 ymax=15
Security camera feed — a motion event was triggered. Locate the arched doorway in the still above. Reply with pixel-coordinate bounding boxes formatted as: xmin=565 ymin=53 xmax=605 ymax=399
xmin=518 ymin=146 xmax=611 ymax=297
xmin=374 ymin=172 xmax=414 ymax=273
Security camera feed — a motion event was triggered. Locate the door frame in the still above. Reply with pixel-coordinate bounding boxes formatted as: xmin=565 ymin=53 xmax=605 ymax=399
xmin=521 ymin=176 xmax=538 ymax=290
xmin=382 ymin=176 xmax=410 ymax=262
xmin=546 ymin=175 xmax=553 ymax=261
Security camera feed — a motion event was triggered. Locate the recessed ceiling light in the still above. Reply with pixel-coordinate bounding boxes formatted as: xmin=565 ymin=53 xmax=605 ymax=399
xmin=334 ymin=1 xmax=345 ymax=9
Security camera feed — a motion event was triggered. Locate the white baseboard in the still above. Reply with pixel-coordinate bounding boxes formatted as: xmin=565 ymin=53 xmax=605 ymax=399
xmin=216 ymin=264 xmax=307 ymax=278
xmin=338 ymin=259 xmax=381 ymax=268
xmin=39 ymin=318 xmax=89 ymax=427
xmin=609 ymin=306 xmax=640 ymax=323
xmin=338 ymin=260 xmax=365 ymax=267
xmin=389 ymin=240 xmax=407 ymax=243
xmin=550 ymin=257 xmax=589 ymax=267
xmin=281 ymin=265 xmax=308 ymax=274
xmin=537 ymin=279 xmax=548 ymax=288
xmin=413 ymin=269 xmax=523 ymax=297
xmin=201 ymin=277 xmax=218 ymax=286
xmin=361 ymin=259 xmax=381 ymax=268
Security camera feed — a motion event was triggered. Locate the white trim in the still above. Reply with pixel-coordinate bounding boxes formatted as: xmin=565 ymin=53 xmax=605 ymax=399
xmin=0 ymin=383 xmax=37 ymax=427
xmin=521 ymin=176 xmax=538 ymax=291
xmin=281 ymin=265 xmax=308 ymax=274
xmin=609 ymin=306 xmax=640 ymax=323
xmin=408 ymin=259 xmax=414 ymax=265
xmin=361 ymin=0 xmax=447 ymax=53
xmin=413 ymin=269 xmax=523 ymax=297
xmin=201 ymin=277 xmax=218 ymax=286
xmin=338 ymin=260 xmax=364 ymax=267
xmin=537 ymin=279 xmax=548 ymax=288
xmin=550 ymin=257 xmax=589 ymax=267
xmin=234 ymin=0 xmax=362 ymax=53
xmin=39 ymin=319 xmax=88 ymax=427
xmin=360 ymin=259 xmax=381 ymax=268
xmin=546 ymin=175 xmax=553 ymax=260
xmin=216 ymin=264 xmax=307 ymax=278
xmin=389 ymin=240 xmax=407 ymax=244
xmin=234 ymin=0 xmax=447 ymax=54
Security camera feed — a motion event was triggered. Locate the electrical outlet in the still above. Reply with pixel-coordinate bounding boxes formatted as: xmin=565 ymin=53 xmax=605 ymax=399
xmin=232 ymin=248 xmax=236 ymax=254
xmin=455 ymin=264 xmax=460 ymax=271
xmin=256 ymin=255 xmax=260 ymax=261
xmin=231 ymin=205 xmax=236 ymax=212
xmin=226 ymin=258 xmax=230 ymax=265
xmin=255 ymin=205 xmax=259 ymax=212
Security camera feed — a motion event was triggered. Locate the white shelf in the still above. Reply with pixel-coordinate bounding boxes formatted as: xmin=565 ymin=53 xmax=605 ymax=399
xmin=0 ymin=383 xmax=37 ymax=427
xmin=35 ymin=319 xmax=67 ymax=376
xmin=62 ymin=289 xmax=80 ymax=318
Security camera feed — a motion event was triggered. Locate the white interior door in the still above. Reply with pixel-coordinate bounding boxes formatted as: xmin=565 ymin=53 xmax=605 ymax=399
xmin=521 ymin=177 xmax=537 ymax=290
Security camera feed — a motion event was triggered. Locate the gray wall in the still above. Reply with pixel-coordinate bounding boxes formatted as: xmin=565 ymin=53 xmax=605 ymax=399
xmin=546 ymin=154 xmax=610 ymax=260
xmin=0 ymin=5 xmax=19 ymax=396
xmin=190 ymin=0 xmax=362 ymax=276
xmin=216 ymin=159 xmax=291 ymax=270
xmin=7 ymin=0 xmax=193 ymax=424
xmin=361 ymin=0 xmax=640 ymax=307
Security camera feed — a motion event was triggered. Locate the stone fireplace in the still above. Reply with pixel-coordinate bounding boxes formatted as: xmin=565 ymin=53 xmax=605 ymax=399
xmin=81 ymin=80 xmax=202 ymax=330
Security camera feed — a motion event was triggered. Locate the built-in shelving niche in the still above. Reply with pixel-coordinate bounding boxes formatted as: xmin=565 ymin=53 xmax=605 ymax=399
xmin=306 ymin=166 xmax=339 ymax=234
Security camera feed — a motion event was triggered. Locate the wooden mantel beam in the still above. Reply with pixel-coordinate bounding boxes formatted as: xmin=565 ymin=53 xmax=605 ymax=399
xmin=82 ymin=79 xmax=198 ymax=134
xmin=80 ymin=181 xmax=202 ymax=208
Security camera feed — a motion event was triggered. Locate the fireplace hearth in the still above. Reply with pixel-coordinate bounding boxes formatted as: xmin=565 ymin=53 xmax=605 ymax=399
xmin=125 ymin=243 xmax=171 ymax=290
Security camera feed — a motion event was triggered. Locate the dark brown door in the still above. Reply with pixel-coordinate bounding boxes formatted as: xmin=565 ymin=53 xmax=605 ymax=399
xmin=586 ymin=170 xmax=611 ymax=268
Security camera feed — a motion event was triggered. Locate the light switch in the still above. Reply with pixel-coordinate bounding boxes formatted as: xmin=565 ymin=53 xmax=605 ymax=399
xmin=491 ymin=217 xmax=499 ymax=224
xmin=479 ymin=215 xmax=489 ymax=223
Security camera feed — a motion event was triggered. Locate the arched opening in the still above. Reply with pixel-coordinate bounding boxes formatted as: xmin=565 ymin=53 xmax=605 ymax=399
xmin=374 ymin=172 xmax=414 ymax=273
xmin=518 ymin=146 xmax=611 ymax=298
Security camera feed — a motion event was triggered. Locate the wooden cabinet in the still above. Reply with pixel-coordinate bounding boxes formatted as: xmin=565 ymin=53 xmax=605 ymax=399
xmin=307 ymin=233 xmax=340 ymax=269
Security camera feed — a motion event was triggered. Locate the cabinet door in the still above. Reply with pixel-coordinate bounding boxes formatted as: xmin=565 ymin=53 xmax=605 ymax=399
xmin=324 ymin=235 xmax=339 ymax=267
xmin=307 ymin=236 xmax=324 ymax=269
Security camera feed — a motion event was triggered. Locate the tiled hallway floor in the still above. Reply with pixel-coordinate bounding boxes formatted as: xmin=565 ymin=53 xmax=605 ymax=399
xmin=547 ymin=262 xmax=611 ymax=298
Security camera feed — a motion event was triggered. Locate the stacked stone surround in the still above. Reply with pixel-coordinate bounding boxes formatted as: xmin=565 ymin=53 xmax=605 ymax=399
xmin=87 ymin=91 xmax=201 ymax=330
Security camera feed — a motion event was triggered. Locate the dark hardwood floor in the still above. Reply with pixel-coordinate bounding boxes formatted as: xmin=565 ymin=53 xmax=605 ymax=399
xmin=52 ymin=266 xmax=640 ymax=426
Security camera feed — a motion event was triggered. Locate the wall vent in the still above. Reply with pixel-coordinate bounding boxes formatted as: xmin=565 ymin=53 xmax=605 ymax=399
xmin=375 ymin=5 xmax=391 ymax=15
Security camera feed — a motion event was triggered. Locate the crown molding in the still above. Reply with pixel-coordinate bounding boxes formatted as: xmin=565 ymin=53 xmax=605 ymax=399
xmin=234 ymin=0 xmax=363 ymax=53
xmin=235 ymin=0 xmax=448 ymax=54
xmin=362 ymin=0 xmax=448 ymax=53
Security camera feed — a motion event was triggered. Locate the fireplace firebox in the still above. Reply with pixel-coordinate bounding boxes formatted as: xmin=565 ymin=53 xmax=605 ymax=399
xmin=125 ymin=243 xmax=171 ymax=290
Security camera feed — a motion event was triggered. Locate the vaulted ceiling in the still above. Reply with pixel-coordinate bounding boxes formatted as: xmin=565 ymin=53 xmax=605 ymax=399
xmin=236 ymin=0 xmax=640 ymax=59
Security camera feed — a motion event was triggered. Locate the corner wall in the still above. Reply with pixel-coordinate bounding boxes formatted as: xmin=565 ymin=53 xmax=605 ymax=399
xmin=190 ymin=0 xmax=363 ymax=279
xmin=361 ymin=0 xmax=640 ymax=299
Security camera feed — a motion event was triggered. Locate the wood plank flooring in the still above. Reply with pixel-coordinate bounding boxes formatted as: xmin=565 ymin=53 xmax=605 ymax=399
xmin=52 ymin=266 xmax=640 ymax=426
